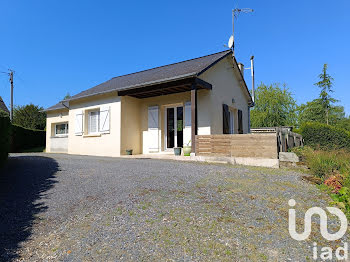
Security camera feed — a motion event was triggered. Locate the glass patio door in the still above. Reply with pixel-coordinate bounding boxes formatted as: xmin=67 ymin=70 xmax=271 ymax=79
xmin=166 ymin=106 xmax=183 ymax=149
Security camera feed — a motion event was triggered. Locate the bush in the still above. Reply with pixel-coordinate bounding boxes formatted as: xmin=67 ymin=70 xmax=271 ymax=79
xmin=0 ymin=111 xmax=11 ymax=166
xmin=300 ymin=122 xmax=350 ymax=150
xmin=294 ymin=146 xmax=350 ymax=216
xmin=295 ymin=147 xmax=350 ymax=179
xmin=11 ymin=124 xmax=46 ymax=152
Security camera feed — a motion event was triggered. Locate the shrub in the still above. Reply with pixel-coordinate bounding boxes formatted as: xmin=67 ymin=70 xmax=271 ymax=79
xmin=324 ymin=174 xmax=343 ymax=193
xmin=10 ymin=124 xmax=46 ymax=152
xmin=293 ymin=147 xmax=350 ymax=179
xmin=292 ymin=128 xmax=301 ymax=135
xmin=300 ymin=122 xmax=350 ymax=151
xmin=0 ymin=111 xmax=11 ymax=166
xmin=294 ymin=146 xmax=350 ymax=216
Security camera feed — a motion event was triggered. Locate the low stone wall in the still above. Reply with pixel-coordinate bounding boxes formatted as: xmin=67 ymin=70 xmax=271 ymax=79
xmin=195 ymin=133 xmax=278 ymax=159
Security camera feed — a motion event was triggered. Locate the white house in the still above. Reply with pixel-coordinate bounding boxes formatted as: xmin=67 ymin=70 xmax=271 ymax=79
xmin=45 ymin=50 xmax=253 ymax=157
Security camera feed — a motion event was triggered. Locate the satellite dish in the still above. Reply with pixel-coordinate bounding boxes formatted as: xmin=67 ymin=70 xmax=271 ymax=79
xmin=228 ymin=35 xmax=234 ymax=49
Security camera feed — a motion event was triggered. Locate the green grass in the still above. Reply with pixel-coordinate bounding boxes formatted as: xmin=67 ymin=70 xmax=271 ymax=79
xmin=293 ymin=146 xmax=350 ymax=217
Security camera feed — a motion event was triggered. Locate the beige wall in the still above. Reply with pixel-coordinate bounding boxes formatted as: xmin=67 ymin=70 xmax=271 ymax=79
xmin=46 ymin=110 xmax=69 ymax=153
xmin=199 ymin=56 xmax=251 ymax=134
xmin=120 ymin=96 xmax=142 ymax=155
xmin=68 ymin=93 xmax=121 ymax=157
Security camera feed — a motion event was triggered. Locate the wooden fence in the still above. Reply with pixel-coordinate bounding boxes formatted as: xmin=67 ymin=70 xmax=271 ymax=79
xmin=195 ymin=133 xmax=279 ymax=159
xmin=251 ymin=127 xmax=303 ymax=153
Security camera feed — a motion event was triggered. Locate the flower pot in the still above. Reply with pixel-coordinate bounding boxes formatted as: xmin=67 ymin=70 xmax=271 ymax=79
xmin=126 ymin=149 xmax=133 ymax=155
xmin=174 ymin=147 xmax=182 ymax=156
xmin=183 ymin=146 xmax=192 ymax=156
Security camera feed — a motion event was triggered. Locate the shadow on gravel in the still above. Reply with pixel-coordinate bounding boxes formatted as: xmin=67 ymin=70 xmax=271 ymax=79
xmin=0 ymin=155 xmax=59 ymax=261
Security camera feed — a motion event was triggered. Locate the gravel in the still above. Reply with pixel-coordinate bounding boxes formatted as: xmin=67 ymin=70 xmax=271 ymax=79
xmin=0 ymin=153 xmax=346 ymax=261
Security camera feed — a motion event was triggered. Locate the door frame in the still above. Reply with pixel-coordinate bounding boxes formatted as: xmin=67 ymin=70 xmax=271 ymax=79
xmin=164 ymin=103 xmax=183 ymax=151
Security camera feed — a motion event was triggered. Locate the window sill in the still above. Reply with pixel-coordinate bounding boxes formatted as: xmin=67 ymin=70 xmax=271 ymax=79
xmin=83 ymin=133 xmax=102 ymax=138
xmin=51 ymin=135 xmax=68 ymax=138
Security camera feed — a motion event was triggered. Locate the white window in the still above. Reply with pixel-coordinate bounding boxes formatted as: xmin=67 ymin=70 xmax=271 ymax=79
xmin=229 ymin=111 xmax=235 ymax=134
xmin=88 ymin=111 xmax=100 ymax=134
xmin=55 ymin=123 xmax=68 ymax=136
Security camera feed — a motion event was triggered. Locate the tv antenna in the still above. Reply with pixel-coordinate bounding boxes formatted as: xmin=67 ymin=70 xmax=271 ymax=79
xmin=227 ymin=8 xmax=254 ymax=54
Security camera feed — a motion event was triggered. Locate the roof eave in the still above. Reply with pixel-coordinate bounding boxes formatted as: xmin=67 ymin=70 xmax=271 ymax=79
xmin=61 ymin=72 xmax=198 ymax=103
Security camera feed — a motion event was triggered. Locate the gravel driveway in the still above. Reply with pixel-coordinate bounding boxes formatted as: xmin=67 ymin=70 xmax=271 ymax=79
xmin=0 ymin=153 xmax=345 ymax=261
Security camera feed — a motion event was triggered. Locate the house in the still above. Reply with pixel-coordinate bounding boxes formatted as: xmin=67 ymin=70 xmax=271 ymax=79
xmin=0 ymin=96 xmax=10 ymax=115
xmin=45 ymin=50 xmax=253 ymax=157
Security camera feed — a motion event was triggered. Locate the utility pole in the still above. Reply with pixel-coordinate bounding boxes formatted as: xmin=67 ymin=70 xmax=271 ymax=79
xmin=9 ymin=70 xmax=14 ymax=121
xmin=0 ymin=69 xmax=14 ymax=121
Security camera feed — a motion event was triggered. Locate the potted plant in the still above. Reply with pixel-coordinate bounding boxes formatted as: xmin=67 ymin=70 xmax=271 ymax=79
xmin=126 ymin=149 xmax=133 ymax=155
xmin=183 ymin=140 xmax=191 ymax=156
xmin=174 ymin=147 xmax=182 ymax=156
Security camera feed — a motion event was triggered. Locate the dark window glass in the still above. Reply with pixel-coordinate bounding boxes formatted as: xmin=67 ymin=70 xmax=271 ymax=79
xmin=167 ymin=108 xmax=174 ymax=148
xmin=177 ymin=107 xmax=183 ymax=147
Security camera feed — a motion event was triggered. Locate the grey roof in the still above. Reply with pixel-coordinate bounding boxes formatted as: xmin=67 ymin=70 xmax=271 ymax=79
xmin=46 ymin=50 xmax=237 ymax=111
xmin=45 ymin=102 xmax=66 ymax=111
xmin=0 ymin=96 xmax=10 ymax=114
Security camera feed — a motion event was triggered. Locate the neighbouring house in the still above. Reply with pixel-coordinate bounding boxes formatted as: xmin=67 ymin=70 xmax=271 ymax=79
xmin=0 ymin=96 xmax=10 ymax=115
xmin=45 ymin=50 xmax=253 ymax=157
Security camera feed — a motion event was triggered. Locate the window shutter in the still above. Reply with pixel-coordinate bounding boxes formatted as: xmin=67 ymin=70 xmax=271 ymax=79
xmin=99 ymin=106 xmax=110 ymax=133
xmin=238 ymin=109 xmax=243 ymax=134
xmin=148 ymin=106 xmax=159 ymax=151
xmin=223 ymin=104 xmax=230 ymax=134
xmin=75 ymin=111 xmax=83 ymax=135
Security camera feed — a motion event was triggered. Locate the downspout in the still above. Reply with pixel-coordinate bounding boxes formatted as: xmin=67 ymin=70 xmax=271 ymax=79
xmin=250 ymin=55 xmax=255 ymax=104
xmin=248 ymin=56 xmax=255 ymax=133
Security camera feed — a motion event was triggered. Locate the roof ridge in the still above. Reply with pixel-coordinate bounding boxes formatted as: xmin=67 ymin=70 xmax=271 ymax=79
xmin=110 ymin=50 xmax=231 ymax=80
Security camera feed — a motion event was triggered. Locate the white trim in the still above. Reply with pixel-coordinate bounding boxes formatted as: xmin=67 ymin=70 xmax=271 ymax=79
xmin=55 ymin=122 xmax=68 ymax=137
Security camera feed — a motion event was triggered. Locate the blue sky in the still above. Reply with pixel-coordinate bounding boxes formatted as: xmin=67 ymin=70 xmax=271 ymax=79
xmin=0 ymin=0 xmax=349 ymax=114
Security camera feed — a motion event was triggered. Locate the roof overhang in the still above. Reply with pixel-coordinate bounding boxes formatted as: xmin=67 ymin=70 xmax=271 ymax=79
xmin=116 ymin=76 xmax=211 ymax=99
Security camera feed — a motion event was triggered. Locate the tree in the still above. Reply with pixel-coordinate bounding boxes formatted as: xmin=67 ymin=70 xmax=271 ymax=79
xmin=336 ymin=117 xmax=350 ymax=132
xmin=63 ymin=93 xmax=71 ymax=100
xmin=12 ymin=104 xmax=46 ymax=130
xmin=298 ymin=99 xmax=345 ymax=126
xmin=250 ymin=83 xmax=297 ymax=128
xmin=315 ymin=64 xmax=337 ymax=125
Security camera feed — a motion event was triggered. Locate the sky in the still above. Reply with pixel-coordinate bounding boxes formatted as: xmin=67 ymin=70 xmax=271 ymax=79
xmin=0 ymin=0 xmax=349 ymax=114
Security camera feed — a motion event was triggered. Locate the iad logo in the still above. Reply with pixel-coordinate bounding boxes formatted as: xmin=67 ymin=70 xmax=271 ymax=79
xmin=288 ymin=199 xmax=347 ymax=241
xmin=288 ymin=199 xmax=349 ymax=260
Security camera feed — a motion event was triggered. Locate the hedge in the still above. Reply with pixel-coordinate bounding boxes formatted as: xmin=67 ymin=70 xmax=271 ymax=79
xmin=0 ymin=111 xmax=11 ymax=166
xmin=10 ymin=125 xmax=46 ymax=153
xmin=300 ymin=122 xmax=350 ymax=151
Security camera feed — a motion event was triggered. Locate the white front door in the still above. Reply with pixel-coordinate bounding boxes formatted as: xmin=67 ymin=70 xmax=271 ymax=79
xmin=148 ymin=106 xmax=159 ymax=152
xmin=165 ymin=106 xmax=184 ymax=150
